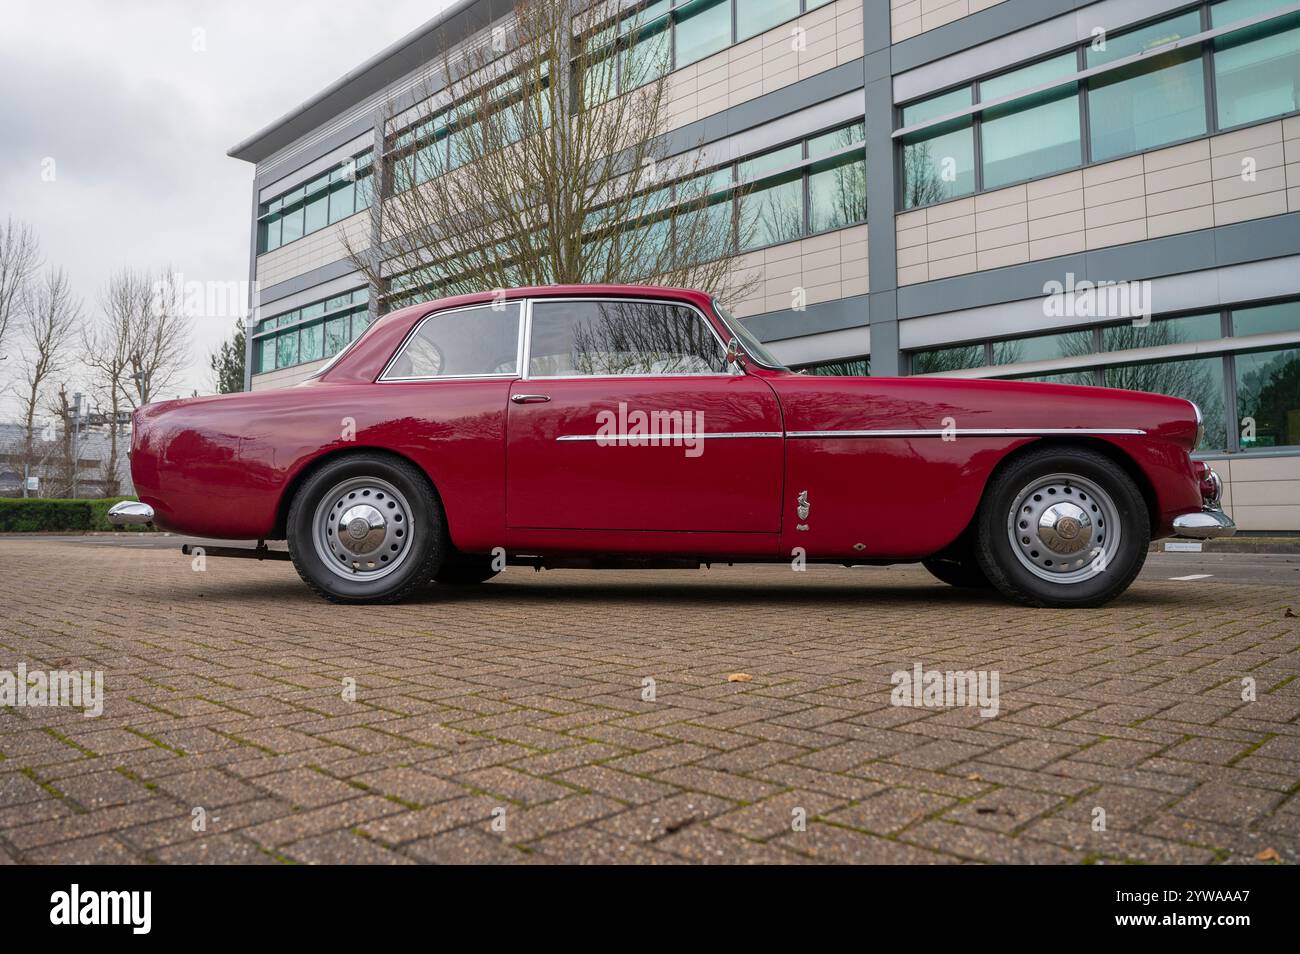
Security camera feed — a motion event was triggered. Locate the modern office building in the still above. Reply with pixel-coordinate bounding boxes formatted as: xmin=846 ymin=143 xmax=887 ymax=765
xmin=229 ymin=0 xmax=1300 ymax=531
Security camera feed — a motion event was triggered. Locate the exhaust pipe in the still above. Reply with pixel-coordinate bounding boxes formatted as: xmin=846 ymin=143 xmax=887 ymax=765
xmin=107 ymin=501 xmax=155 ymax=526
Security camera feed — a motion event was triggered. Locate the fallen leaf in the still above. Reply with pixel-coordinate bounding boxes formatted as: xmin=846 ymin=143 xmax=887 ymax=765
xmin=1255 ymin=847 xmax=1281 ymax=862
xmin=1285 ymin=607 xmax=1298 ymax=618
xmin=966 ymin=774 xmax=982 ymax=781
xmin=727 ymin=672 xmax=753 ymax=683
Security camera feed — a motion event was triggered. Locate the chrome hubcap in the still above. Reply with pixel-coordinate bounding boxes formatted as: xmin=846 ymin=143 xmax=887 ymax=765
xmin=1007 ymin=473 xmax=1120 ymax=584
xmin=312 ymin=477 xmax=413 ymax=581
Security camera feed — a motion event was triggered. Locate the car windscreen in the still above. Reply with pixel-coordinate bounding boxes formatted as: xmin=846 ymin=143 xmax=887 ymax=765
xmin=711 ymin=300 xmax=789 ymax=371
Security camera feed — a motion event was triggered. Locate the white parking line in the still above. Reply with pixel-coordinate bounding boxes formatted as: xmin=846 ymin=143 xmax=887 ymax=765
xmin=1169 ymin=573 xmax=1213 ymax=581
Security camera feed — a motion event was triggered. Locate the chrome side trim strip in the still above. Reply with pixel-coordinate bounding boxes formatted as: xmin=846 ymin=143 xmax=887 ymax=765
xmin=785 ymin=428 xmax=1147 ymax=438
xmin=557 ymin=428 xmax=1146 ymax=441
xmin=558 ymin=432 xmax=783 ymax=441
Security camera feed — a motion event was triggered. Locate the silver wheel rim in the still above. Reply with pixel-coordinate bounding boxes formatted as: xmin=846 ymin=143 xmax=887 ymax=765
xmin=312 ymin=476 xmax=414 ymax=581
xmin=1006 ymin=472 xmax=1120 ymax=584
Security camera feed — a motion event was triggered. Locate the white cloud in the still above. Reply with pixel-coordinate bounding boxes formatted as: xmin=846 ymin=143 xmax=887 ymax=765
xmin=0 ymin=0 xmax=452 ymax=416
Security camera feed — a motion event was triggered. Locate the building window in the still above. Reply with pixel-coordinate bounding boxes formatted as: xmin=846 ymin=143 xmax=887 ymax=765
xmin=739 ymin=170 xmax=804 ymax=250
xmin=980 ymin=54 xmax=1081 ymax=189
xmin=896 ymin=1 xmax=1300 ymax=208
xmin=1233 ymin=298 xmax=1300 ymax=335
xmin=809 ymin=152 xmax=866 ymax=232
xmin=384 ymin=120 xmax=867 ymax=307
xmin=675 ymin=0 xmax=731 ymax=66
xmin=1236 ymin=346 xmax=1300 ymax=448
xmin=900 ymin=88 xmax=975 ymax=209
xmin=592 ymin=0 xmax=829 ymax=99
xmin=737 ymin=0 xmax=801 ymax=42
xmin=253 ymin=288 xmax=370 ymax=374
xmin=795 ymin=356 xmax=871 ymax=375
xmin=257 ymin=150 xmax=374 ymax=254
xmin=911 ymin=343 xmax=986 ymax=373
xmin=990 ymin=329 xmax=1094 ymax=365
xmin=906 ymin=296 xmax=1300 ymax=453
xmin=1100 ymin=312 xmax=1224 ymax=351
xmin=1012 ymin=370 xmax=1097 ymax=385
xmin=1212 ymin=1 xmax=1300 ymax=129
xmin=1087 ymin=11 xmax=1206 ymax=162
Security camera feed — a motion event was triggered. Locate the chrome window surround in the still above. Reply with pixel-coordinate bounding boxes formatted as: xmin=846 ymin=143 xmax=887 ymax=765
xmin=375 ymin=295 xmax=734 ymax=383
xmin=377 ymin=301 xmax=527 ymax=383
xmin=519 ymin=296 xmax=733 ymax=380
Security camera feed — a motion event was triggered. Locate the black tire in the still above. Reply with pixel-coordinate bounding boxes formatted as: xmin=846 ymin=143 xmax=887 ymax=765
xmin=433 ymin=554 xmax=501 ymax=585
xmin=974 ymin=445 xmax=1149 ymax=608
xmin=922 ymin=555 xmax=992 ymax=589
xmin=287 ymin=452 xmax=446 ymax=604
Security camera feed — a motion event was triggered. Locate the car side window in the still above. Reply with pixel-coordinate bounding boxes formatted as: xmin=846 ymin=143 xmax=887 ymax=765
xmin=528 ymin=300 xmax=726 ymax=377
xmin=385 ymin=303 xmax=520 ymax=379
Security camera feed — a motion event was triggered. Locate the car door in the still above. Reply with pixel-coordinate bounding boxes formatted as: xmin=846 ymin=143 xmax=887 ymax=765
xmin=506 ymin=297 xmax=784 ymax=534
xmin=376 ymin=300 xmax=525 ymax=552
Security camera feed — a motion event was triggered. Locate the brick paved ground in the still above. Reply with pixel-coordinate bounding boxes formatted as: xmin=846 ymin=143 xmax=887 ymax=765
xmin=1 ymin=538 xmax=1297 ymax=865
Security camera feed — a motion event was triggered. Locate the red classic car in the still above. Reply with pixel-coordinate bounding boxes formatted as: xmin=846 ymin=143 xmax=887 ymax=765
xmin=110 ymin=284 xmax=1233 ymax=607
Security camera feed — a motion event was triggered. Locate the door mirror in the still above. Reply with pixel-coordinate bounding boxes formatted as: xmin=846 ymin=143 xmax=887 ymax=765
xmin=725 ymin=337 xmax=747 ymax=372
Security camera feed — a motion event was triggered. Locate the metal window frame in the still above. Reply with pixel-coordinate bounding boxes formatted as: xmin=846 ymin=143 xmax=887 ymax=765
xmin=894 ymin=3 xmax=1300 ymax=141
xmin=377 ymin=301 xmax=527 ymax=383
xmin=893 ymin=2 xmax=1300 ymax=211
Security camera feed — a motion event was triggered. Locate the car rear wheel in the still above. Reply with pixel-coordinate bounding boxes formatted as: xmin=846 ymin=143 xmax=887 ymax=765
xmin=433 ymin=554 xmax=501 ymax=585
xmin=974 ymin=446 xmax=1149 ymax=608
xmin=287 ymin=453 xmax=445 ymax=604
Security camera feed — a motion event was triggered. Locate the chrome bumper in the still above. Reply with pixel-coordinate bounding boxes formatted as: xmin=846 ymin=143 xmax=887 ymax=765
xmin=107 ymin=501 xmax=155 ymax=526
xmin=1172 ymin=508 xmax=1236 ymax=539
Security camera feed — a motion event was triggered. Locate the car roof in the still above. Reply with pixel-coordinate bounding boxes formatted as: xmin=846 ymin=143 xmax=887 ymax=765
xmin=315 ymin=285 xmax=718 ymax=385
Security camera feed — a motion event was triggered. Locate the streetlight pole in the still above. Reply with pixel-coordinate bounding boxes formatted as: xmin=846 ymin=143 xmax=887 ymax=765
xmin=71 ymin=391 xmax=83 ymax=500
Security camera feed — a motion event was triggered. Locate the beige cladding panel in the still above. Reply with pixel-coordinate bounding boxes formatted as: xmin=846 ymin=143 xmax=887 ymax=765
xmin=726 ymin=224 xmax=868 ymax=319
xmin=664 ymin=0 xmax=863 ymax=132
xmin=255 ymin=212 xmax=371 ymax=289
xmin=891 ymin=0 xmax=1007 ymax=43
xmin=250 ymin=359 xmax=329 ymax=390
xmin=896 ymin=119 xmax=1300 ymax=287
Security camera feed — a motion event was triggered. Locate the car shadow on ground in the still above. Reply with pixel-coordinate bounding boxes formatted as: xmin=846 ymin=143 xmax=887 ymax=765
xmin=179 ymin=573 xmax=1192 ymax=611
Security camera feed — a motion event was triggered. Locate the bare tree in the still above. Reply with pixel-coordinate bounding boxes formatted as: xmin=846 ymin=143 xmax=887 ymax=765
xmin=123 ymin=268 xmax=191 ymax=407
xmin=83 ymin=268 xmax=146 ymax=496
xmin=0 ymin=217 xmax=42 ymax=355
xmin=16 ymin=268 xmax=81 ymax=496
xmin=44 ymin=384 xmax=79 ymax=498
xmin=347 ymin=0 xmax=758 ymax=312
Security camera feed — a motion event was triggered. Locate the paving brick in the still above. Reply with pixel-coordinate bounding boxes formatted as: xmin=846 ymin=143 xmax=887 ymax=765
xmin=824 ymin=788 xmax=956 ymax=835
xmin=2 ymin=541 xmax=1295 ymax=865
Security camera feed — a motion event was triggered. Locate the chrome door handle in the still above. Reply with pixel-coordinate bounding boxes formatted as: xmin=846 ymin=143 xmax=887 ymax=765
xmin=511 ymin=393 xmax=551 ymax=404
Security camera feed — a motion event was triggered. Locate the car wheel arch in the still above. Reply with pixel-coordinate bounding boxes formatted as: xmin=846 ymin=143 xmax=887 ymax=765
xmin=984 ymin=436 xmax=1160 ymax=537
xmin=273 ymin=446 xmax=440 ymax=539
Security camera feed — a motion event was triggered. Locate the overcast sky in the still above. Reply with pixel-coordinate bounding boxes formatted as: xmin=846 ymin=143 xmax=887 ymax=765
xmin=0 ymin=0 xmax=453 ymax=418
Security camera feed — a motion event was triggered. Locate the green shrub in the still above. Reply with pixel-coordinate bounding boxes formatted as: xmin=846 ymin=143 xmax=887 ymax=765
xmin=0 ymin=497 xmax=155 ymax=533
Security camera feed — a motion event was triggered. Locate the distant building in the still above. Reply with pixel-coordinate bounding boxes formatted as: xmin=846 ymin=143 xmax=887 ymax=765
xmin=0 ymin=422 xmax=134 ymax=498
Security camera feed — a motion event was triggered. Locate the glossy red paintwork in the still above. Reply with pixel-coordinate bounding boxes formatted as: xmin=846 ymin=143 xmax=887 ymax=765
xmin=129 ymin=284 xmax=1205 ymax=562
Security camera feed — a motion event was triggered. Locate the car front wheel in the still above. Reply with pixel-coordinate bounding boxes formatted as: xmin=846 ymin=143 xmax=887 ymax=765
xmin=287 ymin=453 xmax=445 ymax=604
xmin=974 ymin=446 xmax=1149 ymax=608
